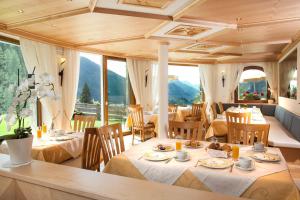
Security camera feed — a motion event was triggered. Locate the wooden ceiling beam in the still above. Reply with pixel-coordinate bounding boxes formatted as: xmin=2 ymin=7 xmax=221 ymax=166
xmin=75 ymin=35 xmax=145 ymax=47
xmin=212 ymin=52 xmax=242 ymax=57
xmin=242 ymin=39 xmax=291 ymax=45
xmin=238 ymin=17 xmax=300 ymax=28
xmin=173 ymin=0 xmax=208 ymax=20
xmin=93 ymin=7 xmax=173 ymax=21
xmin=7 ymin=8 xmax=90 ymax=29
xmin=89 ymin=0 xmax=98 ymax=12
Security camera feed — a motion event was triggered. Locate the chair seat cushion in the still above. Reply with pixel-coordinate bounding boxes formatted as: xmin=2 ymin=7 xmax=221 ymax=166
xmin=265 ymin=116 xmax=300 ymax=149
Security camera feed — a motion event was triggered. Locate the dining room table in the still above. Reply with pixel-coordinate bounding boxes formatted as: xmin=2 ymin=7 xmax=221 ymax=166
xmin=0 ymin=131 xmax=84 ymax=164
xmin=205 ymin=106 xmax=267 ymax=139
xmin=104 ymin=138 xmax=299 ymax=200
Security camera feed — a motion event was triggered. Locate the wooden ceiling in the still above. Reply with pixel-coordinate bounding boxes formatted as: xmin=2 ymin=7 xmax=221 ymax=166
xmin=0 ymin=0 xmax=300 ymax=64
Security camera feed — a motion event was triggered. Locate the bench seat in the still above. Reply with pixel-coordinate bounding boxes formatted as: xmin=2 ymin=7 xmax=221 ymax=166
xmin=265 ymin=116 xmax=300 ymax=149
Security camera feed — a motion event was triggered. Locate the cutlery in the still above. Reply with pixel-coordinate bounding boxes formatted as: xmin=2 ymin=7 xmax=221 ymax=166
xmin=165 ymin=157 xmax=173 ymax=164
xmin=138 ymin=155 xmax=143 ymax=160
xmin=229 ymin=164 xmax=234 ymax=173
xmin=194 ymin=160 xmax=199 ymax=167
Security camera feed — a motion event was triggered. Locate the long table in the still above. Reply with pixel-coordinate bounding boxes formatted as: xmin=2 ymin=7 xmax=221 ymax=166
xmin=104 ymin=138 xmax=299 ymax=200
xmin=206 ymin=107 xmax=267 ymax=139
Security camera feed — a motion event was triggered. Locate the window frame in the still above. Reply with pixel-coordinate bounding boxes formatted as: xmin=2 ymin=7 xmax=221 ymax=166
xmin=234 ymin=66 xmax=269 ymax=103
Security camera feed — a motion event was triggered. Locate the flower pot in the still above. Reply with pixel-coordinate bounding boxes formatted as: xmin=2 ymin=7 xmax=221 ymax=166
xmin=6 ymin=135 xmax=33 ymax=165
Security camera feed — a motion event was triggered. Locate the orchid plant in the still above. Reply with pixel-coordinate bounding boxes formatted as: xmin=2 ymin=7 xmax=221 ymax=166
xmin=1 ymin=73 xmax=58 ymax=141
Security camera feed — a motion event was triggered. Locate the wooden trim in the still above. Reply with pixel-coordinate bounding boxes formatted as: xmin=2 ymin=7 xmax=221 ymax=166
xmin=75 ymin=35 xmax=145 ymax=47
xmin=278 ymin=35 xmax=300 ymax=61
xmin=173 ymin=0 xmax=208 ymax=20
xmin=103 ymin=56 xmax=109 ymax=125
xmin=37 ymin=99 xmax=42 ymax=127
xmin=0 ymin=35 xmax=19 ymax=45
xmin=89 ymin=0 xmax=98 ymax=12
xmin=243 ymin=66 xmax=264 ymax=72
xmin=212 ymin=52 xmax=242 ymax=57
xmin=93 ymin=7 xmax=173 ymax=21
xmin=243 ymin=39 xmax=291 ymax=45
xmin=238 ymin=17 xmax=300 ymax=28
xmin=7 ymin=8 xmax=90 ymax=29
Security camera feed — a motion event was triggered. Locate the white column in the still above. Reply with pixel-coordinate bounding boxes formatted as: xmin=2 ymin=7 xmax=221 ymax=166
xmin=158 ymin=42 xmax=169 ymax=138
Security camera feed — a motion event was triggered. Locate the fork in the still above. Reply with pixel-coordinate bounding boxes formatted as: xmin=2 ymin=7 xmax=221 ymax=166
xmin=194 ymin=160 xmax=199 ymax=167
xmin=165 ymin=157 xmax=173 ymax=164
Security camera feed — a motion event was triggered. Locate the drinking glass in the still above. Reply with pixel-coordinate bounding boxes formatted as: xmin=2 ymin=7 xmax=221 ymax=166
xmin=176 ymin=141 xmax=182 ymax=151
xmin=37 ymin=128 xmax=42 ymax=139
xmin=42 ymin=123 xmax=47 ymax=134
xmin=232 ymin=145 xmax=239 ymax=161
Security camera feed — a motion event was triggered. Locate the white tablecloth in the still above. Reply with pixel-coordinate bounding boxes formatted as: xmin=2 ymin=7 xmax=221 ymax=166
xmin=123 ymin=138 xmax=287 ymax=197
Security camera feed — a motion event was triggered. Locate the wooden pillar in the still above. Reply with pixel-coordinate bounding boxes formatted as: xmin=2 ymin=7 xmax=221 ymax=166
xmin=158 ymin=42 xmax=169 ymax=138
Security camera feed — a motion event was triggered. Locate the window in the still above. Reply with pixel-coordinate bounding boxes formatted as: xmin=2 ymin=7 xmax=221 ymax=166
xmin=75 ymin=52 xmax=103 ymax=126
xmin=106 ymin=58 xmax=130 ymax=128
xmin=0 ymin=40 xmax=28 ymax=135
xmin=168 ymin=65 xmax=203 ymax=106
xmin=238 ymin=69 xmax=268 ymax=101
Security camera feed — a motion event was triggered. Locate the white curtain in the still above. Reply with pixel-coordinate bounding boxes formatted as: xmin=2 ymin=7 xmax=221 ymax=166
xmin=151 ymin=63 xmax=159 ymax=113
xmin=199 ymin=64 xmax=215 ymax=113
xmin=127 ymin=58 xmax=154 ymax=111
xmin=226 ymin=64 xmax=244 ymax=102
xmin=61 ymin=49 xmax=80 ymax=131
xmin=263 ymin=62 xmax=279 ymax=101
xmin=20 ymin=38 xmax=62 ymax=129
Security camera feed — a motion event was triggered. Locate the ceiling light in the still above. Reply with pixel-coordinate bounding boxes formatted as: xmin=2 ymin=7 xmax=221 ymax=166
xmin=17 ymin=9 xmax=24 ymax=14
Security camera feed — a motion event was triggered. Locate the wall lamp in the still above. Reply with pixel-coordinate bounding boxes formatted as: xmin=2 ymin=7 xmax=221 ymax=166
xmin=221 ymin=71 xmax=226 ymax=88
xmin=58 ymin=57 xmax=66 ymax=86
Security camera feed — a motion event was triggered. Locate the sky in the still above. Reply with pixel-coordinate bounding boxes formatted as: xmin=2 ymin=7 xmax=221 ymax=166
xmin=239 ymin=69 xmax=266 ymax=82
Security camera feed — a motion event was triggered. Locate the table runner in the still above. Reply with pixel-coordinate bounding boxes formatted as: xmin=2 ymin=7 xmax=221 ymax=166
xmin=119 ymin=138 xmax=288 ymax=197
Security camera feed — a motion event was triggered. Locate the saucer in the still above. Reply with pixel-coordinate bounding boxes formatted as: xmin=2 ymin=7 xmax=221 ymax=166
xmin=174 ymin=155 xmax=190 ymax=162
xmin=252 ymin=147 xmax=267 ymax=152
xmin=235 ymin=160 xmax=255 ymax=171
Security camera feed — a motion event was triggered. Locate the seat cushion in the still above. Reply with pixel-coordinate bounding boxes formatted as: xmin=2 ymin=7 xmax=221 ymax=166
xmin=261 ymin=105 xmax=276 ymax=116
xmin=290 ymin=114 xmax=300 ymax=142
xmin=283 ymin=110 xmax=294 ymax=131
xmin=275 ymin=106 xmax=285 ymax=123
xmin=265 ymin=116 xmax=300 ymax=149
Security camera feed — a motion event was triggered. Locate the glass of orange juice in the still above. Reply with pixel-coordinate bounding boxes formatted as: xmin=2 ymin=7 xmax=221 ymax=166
xmin=37 ymin=127 xmax=42 ymax=139
xmin=232 ymin=145 xmax=239 ymax=161
xmin=176 ymin=141 xmax=182 ymax=151
xmin=42 ymin=123 xmax=47 ymax=134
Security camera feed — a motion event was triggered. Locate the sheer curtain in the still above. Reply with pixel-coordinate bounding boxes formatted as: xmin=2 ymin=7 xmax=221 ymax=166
xmin=127 ymin=58 xmax=154 ymax=111
xmin=263 ymin=62 xmax=278 ymax=101
xmin=151 ymin=63 xmax=159 ymax=113
xmin=226 ymin=63 xmax=244 ymax=102
xmin=20 ymin=38 xmax=62 ymax=129
xmin=199 ymin=64 xmax=215 ymax=113
xmin=61 ymin=49 xmax=80 ymax=131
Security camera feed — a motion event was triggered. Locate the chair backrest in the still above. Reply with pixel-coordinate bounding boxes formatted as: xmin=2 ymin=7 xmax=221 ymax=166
xmin=98 ymin=123 xmax=125 ymax=165
xmin=227 ymin=122 xmax=247 ymax=144
xmin=81 ymin=128 xmax=102 ymax=171
xmin=211 ymin=103 xmax=218 ymax=119
xmin=225 ymin=111 xmax=252 ymax=124
xmin=128 ymin=106 xmax=144 ymax=130
xmin=245 ymin=124 xmax=270 ymax=146
xmin=73 ymin=115 xmax=97 ymax=132
xmin=168 ymin=104 xmax=178 ymax=113
xmin=168 ymin=121 xmax=203 ymax=140
xmin=191 ymin=103 xmax=203 ymax=118
xmin=218 ymin=102 xmax=224 ymax=113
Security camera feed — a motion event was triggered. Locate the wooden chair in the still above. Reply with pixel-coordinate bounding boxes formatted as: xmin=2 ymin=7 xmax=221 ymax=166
xmin=73 ymin=114 xmax=97 ymax=132
xmin=211 ymin=103 xmax=218 ymax=120
xmin=185 ymin=103 xmax=203 ymax=121
xmin=168 ymin=121 xmax=203 ymax=140
xmin=225 ymin=111 xmax=252 ymax=124
xmin=81 ymin=128 xmax=102 ymax=171
xmin=245 ymin=124 xmax=270 ymax=146
xmin=227 ymin=122 xmax=247 ymax=144
xmin=201 ymin=103 xmax=210 ymax=130
xmin=168 ymin=104 xmax=178 ymax=121
xmin=98 ymin=123 xmax=125 ymax=165
xmin=218 ymin=102 xmax=224 ymax=113
xmin=128 ymin=106 xmax=155 ymax=144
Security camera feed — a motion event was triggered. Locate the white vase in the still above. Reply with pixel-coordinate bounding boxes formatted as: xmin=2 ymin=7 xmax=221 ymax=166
xmin=6 ymin=135 xmax=33 ymax=165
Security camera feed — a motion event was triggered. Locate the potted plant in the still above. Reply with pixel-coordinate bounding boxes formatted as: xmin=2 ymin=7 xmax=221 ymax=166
xmin=0 ymin=73 xmax=58 ymax=166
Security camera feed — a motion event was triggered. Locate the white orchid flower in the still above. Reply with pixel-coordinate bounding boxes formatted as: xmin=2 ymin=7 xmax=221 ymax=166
xmin=20 ymin=108 xmax=33 ymax=118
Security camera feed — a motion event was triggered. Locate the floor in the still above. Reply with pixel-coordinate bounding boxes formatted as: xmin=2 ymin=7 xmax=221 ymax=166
xmin=62 ymin=135 xmax=300 ymax=191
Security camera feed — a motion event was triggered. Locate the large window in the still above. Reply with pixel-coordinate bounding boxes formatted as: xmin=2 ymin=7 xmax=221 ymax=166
xmin=168 ymin=65 xmax=203 ymax=106
xmin=0 ymin=40 xmax=28 ymax=135
xmin=75 ymin=53 xmax=103 ymax=126
xmin=238 ymin=69 xmax=268 ymax=101
xmin=106 ymin=58 xmax=130 ymax=127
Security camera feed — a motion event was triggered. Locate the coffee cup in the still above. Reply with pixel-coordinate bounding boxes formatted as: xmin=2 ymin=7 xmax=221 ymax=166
xmin=254 ymin=142 xmax=264 ymax=151
xmin=176 ymin=151 xmax=188 ymax=160
xmin=238 ymin=157 xmax=252 ymax=169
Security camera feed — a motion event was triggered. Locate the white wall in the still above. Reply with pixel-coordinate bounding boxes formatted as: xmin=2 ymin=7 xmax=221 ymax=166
xmin=277 ymin=43 xmax=300 ymax=115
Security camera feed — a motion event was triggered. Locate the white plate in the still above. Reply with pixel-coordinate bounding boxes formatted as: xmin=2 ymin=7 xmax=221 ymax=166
xmin=184 ymin=141 xmax=202 ymax=149
xmin=251 ymin=153 xmax=281 ymax=162
xmin=52 ymin=135 xmax=75 ymax=141
xmin=198 ymin=158 xmax=233 ymax=169
xmin=153 ymin=145 xmax=174 ymax=152
xmin=143 ymin=152 xmax=170 ymax=161
xmin=252 ymin=147 xmax=267 ymax=152
xmin=174 ymin=155 xmax=190 ymax=162
xmin=235 ymin=160 xmax=256 ymax=171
